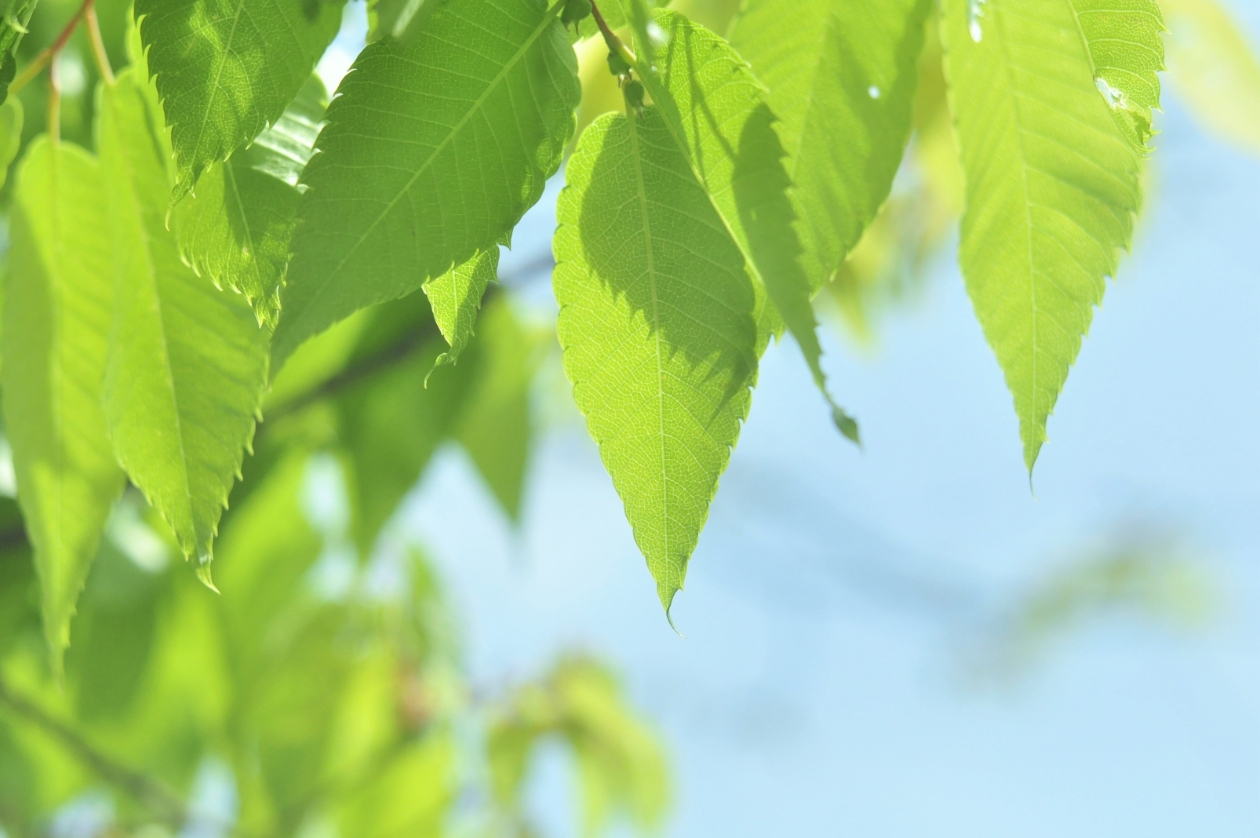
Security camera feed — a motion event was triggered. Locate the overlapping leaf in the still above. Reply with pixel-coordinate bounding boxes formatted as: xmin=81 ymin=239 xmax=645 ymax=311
xmin=631 ymin=11 xmax=855 ymax=439
xmin=0 ymin=0 xmax=36 ymax=106
xmin=134 ymin=0 xmax=344 ymax=197
xmin=554 ymin=108 xmax=759 ymax=612
xmin=174 ymin=76 xmax=328 ymax=328
xmin=0 ymin=98 xmax=20 ymax=189
xmin=731 ymin=0 xmax=931 ymax=289
xmin=97 ymin=69 xmax=270 ymax=574
xmin=1 ymin=138 xmax=125 ymax=667
xmin=274 ymin=0 xmax=581 ymax=365
xmin=941 ymin=0 xmax=1163 ymax=470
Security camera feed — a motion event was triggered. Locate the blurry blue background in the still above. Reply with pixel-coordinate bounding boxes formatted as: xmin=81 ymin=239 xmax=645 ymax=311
xmin=319 ymin=5 xmax=1260 ymax=836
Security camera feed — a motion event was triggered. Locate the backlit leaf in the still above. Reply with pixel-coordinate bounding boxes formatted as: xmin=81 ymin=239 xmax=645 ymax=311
xmin=0 ymin=0 xmax=36 ymax=106
xmin=174 ymin=76 xmax=328 ymax=328
xmin=554 ymin=108 xmax=759 ymax=612
xmin=1 ymin=138 xmax=126 ymax=667
xmin=0 ymin=97 xmax=21 ymax=189
xmin=941 ymin=0 xmax=1163 ymax=471
xmin=274 ymin=0 xmax=581 ymax=365
xmin=730 ymin=0 xmax=931 ymax=289
xmin=134 ymin=0 xmax=344 ymax=198
xmin=97 ymin=70 xmax=270 ymax=573
xmin=632 ymin=11 xmax=855 ymax=439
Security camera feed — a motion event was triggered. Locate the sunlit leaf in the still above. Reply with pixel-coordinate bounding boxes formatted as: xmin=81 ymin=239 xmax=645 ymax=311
xmin=941 ymin=0 xmax=1163 ymax=471
xmin=274 ymin=0 xmax=581 ymax=365
xmin=0 ymin=0 xmax=35 ymax=106
xmin=97 ymin=70 xmax=270 ymax=574
xmin=134 ymin=0 xmax=344 ymax=198
xmin=1 ymin=138 xmax=126 ymax=668
xmin=422 ymin=248 xmax=499 ymax=370
xmin=0 ymin=97 xmax=21 ymax=189
xmin=554 ymin=108 xmax=759 ymax=612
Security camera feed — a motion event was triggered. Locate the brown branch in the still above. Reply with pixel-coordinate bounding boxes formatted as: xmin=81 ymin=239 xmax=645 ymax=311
xmin=9 ymin=0 xmax=97 ymax=98
xmin=0 ymin=675 xmax=187 ymax=827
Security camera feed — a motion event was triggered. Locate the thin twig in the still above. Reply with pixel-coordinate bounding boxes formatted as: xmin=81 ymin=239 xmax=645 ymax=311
xmin=588 ymin=0 xmax=637 ymax=65
xmin=84 ymin=3 xmax=114 ymax=85
xmin=9 ymin=0 xmax=96 ymax=98
xmin=0 ymin=676 xmax=187 ymax=827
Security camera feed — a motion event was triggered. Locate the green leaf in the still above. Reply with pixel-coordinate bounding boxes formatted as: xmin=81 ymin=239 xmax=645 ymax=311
xmin=134 ymin=0 xmax=344 ymax=198
xmin=367 ymin=0 xmax=437 ymax=42
xmin=454 ymin=296 xmax=538 ymax=521
xmin=730 ymin=0 xmax=931 ymax=289
xmin=1160 ymin=0 xmax=1260 ymax=154
xmin=631 ymin=11 xmax=856 ymax=440
xmin=554 ymin=108 xmax=759 ymax=612
xmin=421 ymin=248 xmax=499 ymax=371
xmin=97 ymin=70 xmax=271 ymax=574
xmin=0 ymin=0 xmax=36 ymax=107
xmin=1 ymin=138 xmax=126 ymax=668
xmin=274 ymin=0 xmax=581 ymax=366
xmin=174 ymin=76 xmax=328 ymax=328
xmin=941 ymin=0 xmax=1162 ymax=471
xmin=0 ymin=97 xmax=21 ymax=188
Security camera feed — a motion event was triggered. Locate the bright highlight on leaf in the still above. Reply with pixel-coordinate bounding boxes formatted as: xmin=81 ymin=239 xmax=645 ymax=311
xmin=554 ymin=108 xmax=760 ymax=612
xmin=2 ymin=138 xmax=126 ymax=668
xmin=175 ymin=76 xmax=328 ymax=328
xmin=97 ymin=69 xmax=270 ymax=575
xmin=731 ymin=0 xmax=931 ymax=290
xmin=135 ymin=0 xmax=344 ymax=199
xmin=274 ymin=0 xmax=581 ymax=366
xmin=941 ymin=0 xmax=1163 ymax=472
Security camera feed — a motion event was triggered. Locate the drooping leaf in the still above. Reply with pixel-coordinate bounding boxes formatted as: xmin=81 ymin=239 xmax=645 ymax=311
xmin=0 ymin=97 xmax=22 ymax=188
xmin=1160 ymin=0 xmax=1260 ymax=155
xmin=1 ymin=138 xmax=126 ymax=668
xmin=454 ymin=296 xmax=539 ymax=521
xmin=730 ymin=0 xmax=931 ymax=289
xmin=941 ymin=0 xmax=1163 ymax=471
xmin=274 ymin=0 xmax=581 ymax=365
xmin=97 ymin=70 xmax=271 ymax=574
xmin=0 ymin=0 xmax=36 ymax=107
xmin=554 ymin=108 xmax=759 ymax=612
xmin=133 ymin=0 xmax=344 ymax=198
xmin=421 ymin=248 xmax=499 ymax=371
xmin=631 ymin=11 xmax=855 ymax=439
xmin=174 ymin=76 xmax=328 ymax=328
xmin=367 ymin=0 xmax=437 ymax=42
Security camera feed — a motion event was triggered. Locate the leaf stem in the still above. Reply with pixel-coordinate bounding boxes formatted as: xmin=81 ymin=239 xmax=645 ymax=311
xmin=0 ymin=675 xmax=188 ymax=826
xmin=84 ymin=3 xmax=113 ymax=85
xmin=588 ymin=0 xmax=637 ymax=66
xmin=9 ymin=0 xmax=97 ymax=98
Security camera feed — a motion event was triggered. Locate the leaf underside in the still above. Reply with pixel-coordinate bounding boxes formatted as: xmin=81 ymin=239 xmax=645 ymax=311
xmin=942 ymin=0 xmax=1163 ymax=471
xmin=175 ymin=76 xmax=329 ymax=328
xmin=422 ymin=247 xmax=501 ymax=370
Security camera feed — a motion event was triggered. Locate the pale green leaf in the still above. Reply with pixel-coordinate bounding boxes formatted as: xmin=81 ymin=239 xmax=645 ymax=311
xmin=0 ymin=0 xmax=36 ymax=106
xmin=941 ymin=0 xmax=1162 ymax=471
xmin=454 ymin=296 xmax=538 ymax=521
xmin=174 ymin=76 xmax=328 ymax=328
xmin=134 ymin=0 xmax=344 ymax=197
xmin=1 ymin=138 xmax=126 ymax=666
xmin=730 ymin=0 xmax=931 ymax=289
xmin=0 ymin=97 xmax=21 ymax=189
xmin=367 ymin=0 xmax=436 ymax=42
xmin=422 ymin=248 xmax=499 ymax=370
xmin=273 ymin=0 xmax=581 ymax=365
xmin=1161 ymin=0 xmax=1260 ymax=154
xmin=554 ymin=109 xmax=759 ymax=612
xmin=97 ymin=70 xmax=271 ymax=572
xmin=632 ymin=11 xmax=855 ymax=439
